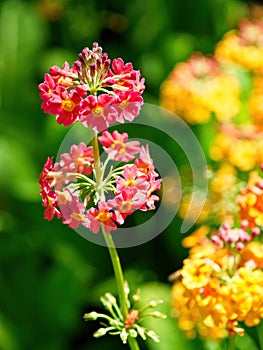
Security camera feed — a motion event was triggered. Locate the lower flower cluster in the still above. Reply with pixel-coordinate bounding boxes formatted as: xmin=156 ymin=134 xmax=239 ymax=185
xmin=39 ymin=130 xmax=161 ymax=233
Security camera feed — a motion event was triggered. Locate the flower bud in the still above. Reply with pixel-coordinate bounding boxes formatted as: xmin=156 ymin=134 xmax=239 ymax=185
xmin=148 ymin=299 xmax=163 ymax=308
xmin=132 ymin=289 xmax=141 ymax=303
xmin=120 ymin=328 xmax=129 ymax=344
xmin=100 ymin=295 xmax=112 ymax=310
xmin=83 ymin=311 xmax=99 ymax=320
xmin=93 ymin=327 xmax=108 ymax=338
xmin=105 ymin=292 xmax=117 ymax=304
xmin=150 ymin=311 xmax=167 ymax=319
xmin=147 ymin=330 xmax=160 ymax=343
xmin=129 ymin=329 xmax=138 ymax=338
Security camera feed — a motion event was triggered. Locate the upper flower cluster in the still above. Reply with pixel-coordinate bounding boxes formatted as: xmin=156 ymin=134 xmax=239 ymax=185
xmin=39 ymin=130 xmax=161 ymax=233
xmin=39 ymin=42 xmax=145 ymax=131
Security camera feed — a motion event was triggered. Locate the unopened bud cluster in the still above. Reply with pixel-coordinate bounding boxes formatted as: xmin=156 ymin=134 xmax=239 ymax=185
xmin=83 ymin=283 xmax=166 ymax=344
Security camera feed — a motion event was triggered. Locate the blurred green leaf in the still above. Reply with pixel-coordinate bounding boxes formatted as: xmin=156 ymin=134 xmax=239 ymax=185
xmin=0 ymin=314 xmax=19 ymax=350
xmin=235 ymin=333 xmax=259 ymax=350
xmin=37 ymin=265 xmax=81 ymax=329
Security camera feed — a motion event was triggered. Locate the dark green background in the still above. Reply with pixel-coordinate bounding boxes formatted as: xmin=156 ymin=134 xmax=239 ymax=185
xmin=0 ymin=1 xmax=253 ymax=349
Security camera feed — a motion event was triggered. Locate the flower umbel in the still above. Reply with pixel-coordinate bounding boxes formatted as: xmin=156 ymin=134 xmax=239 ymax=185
xmin=39 ymin=42 xmax=145 ymax=131
xmin=39 ymin=131 xmax=161 ymax=233
xmin=171 ymin=169 xmax=263 ymax=341
xmin=160 ymin=53 xmax=240 ymax=124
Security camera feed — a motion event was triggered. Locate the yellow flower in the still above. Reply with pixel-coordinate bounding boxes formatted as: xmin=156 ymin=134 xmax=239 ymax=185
xmin=249 ymin=75 xmax=263 ymax=126
xmin=181 ymin=258 xmax=214 ymax=289
xmin=215 ymin=19 xmax=263 ymax=73
xmin=210 ymin=124 xmax=263 ymax=171
xmin=236 ymin=170 xmax=263 ymax=227
xmin=171 ymin=238 xmax=263 ymax=340
xmin=179 ymin=164 xmax=239 ymax=226
xmin=241 ymin=241 xmax=263 ymax=268
xmin=160 ymin=54 xmax=240 ymax=124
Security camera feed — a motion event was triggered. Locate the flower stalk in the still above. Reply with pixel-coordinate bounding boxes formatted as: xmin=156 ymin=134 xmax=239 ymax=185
xmin=39 ymin=42 xmax=163 ymax=349
xmin=102 ymin=226 xmax=141 ymax=350
xmin=92 ymin=129 xmax=140 ymax=350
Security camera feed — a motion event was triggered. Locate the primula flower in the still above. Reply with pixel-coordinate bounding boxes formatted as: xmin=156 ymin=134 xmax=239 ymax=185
xmin=39 ymin=42 xmax=145 ymax=130
xmin=39 ymin=134 xmax=161 ymax=234
xmin=236 ymin=170 xmax=263 ymax=227
xmin=215 ymin=18 xmax=263 ymax=73
xmin=172 ymin=169 xmax=263 ymax=341
xmin=116 ymin=165 xmax=149 ymax=193
xmin=114 ymin=91 xmax=143 ymax=123
xmin=59 ymin=190 xmax=87 ymax=229
xmin=210 ymin=123 xmax=263 ymax=171
xmin=249 ymin=75 xmax=263 ymax=126
xmin=86 ymin=202 xmax=117 ymax=234
xmin=39 ymin=157 xmax=61 ymax=221
xmin=59 ymin=142 xmax=94 ymax=175
xmin=172 ymin=237 xmax=263 ymax=340
xmin=80 ymin=94 xmax=118 ymax=132
xmin=160 ymin=53 xmax=240 ymax=124
xmin=183 ymin=164 xmax=239 ymax=227
xmin=108 ymin=187 xmax=147 ymax=224
xmin=98 ymin=130 xmax=141 ymax=162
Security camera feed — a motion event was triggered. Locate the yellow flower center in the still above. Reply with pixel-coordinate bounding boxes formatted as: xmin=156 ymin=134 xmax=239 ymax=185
xmin=96 ymin=211 xmax=110 ymax=222
xmin=92 ymin=106 xmax=104 ymax=117
xmin=113 ymin=140 xmax=125 ymax=153
xmin=125 ymin=179 xmax=135 ymax=187
xmin=62 ymin=99 xmax=75 ymax=112
xmin=120 ymin=201 xmax=132 ymax=213
xmin=120 ymin=100 xmax=128 ymax=109
xmin=71 ymin=212 xmax=85 ymax=222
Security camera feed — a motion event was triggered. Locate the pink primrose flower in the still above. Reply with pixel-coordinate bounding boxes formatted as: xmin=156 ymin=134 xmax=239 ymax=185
xmin=58 ymin=190 xmax=87 ymax=229
xmin=114 ymin=91 xmax=143 ymax=123
xmin=85 ymin=202 xmax=117 ymax=234
xmin=116 ymin=164 xmax=149 ymax=193
xmin=39 ymin=157 xmax=61 ymax=220
xmin=80 ymin=94 xmax=118 ymax=132
xmin=108 ymin=187 xmax=147 ymax=224
xmin=98 ymin=130 xmax=140 ymax=162
xmin=59 ymin=142 xmax=94 ymax=175
xmin=39 ymin=42 xmax=144 ymax=129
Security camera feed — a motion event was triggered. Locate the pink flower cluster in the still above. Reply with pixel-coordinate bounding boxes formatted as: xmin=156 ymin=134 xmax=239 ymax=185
xmin=39 ymin=42 xmax=145 ymax=131
xmin=39 ymin=130 xmax=161 ymax=233
xmin=211 ymin=221 xmax=261 ymax=251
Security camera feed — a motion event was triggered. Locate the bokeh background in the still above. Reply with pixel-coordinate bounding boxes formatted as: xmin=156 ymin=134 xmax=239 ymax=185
xmin=0 ymin=0 xmax=253 ymax=349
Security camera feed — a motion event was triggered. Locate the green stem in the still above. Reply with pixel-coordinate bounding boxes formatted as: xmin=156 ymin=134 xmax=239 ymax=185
xmin=102 ymin=227 xmax=128 ymax=317
xmin=92 ymin=131 xmax=140 ymax=350
xmin=228 ymin=336 xmax=236 ymax=350
xmin=102 ymin=227 xmax=140 ymax=350
xmin=257 ymin=321 xmax=263 ymax=350
xmin=91 ymin=129 xmax=102 ymax=185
